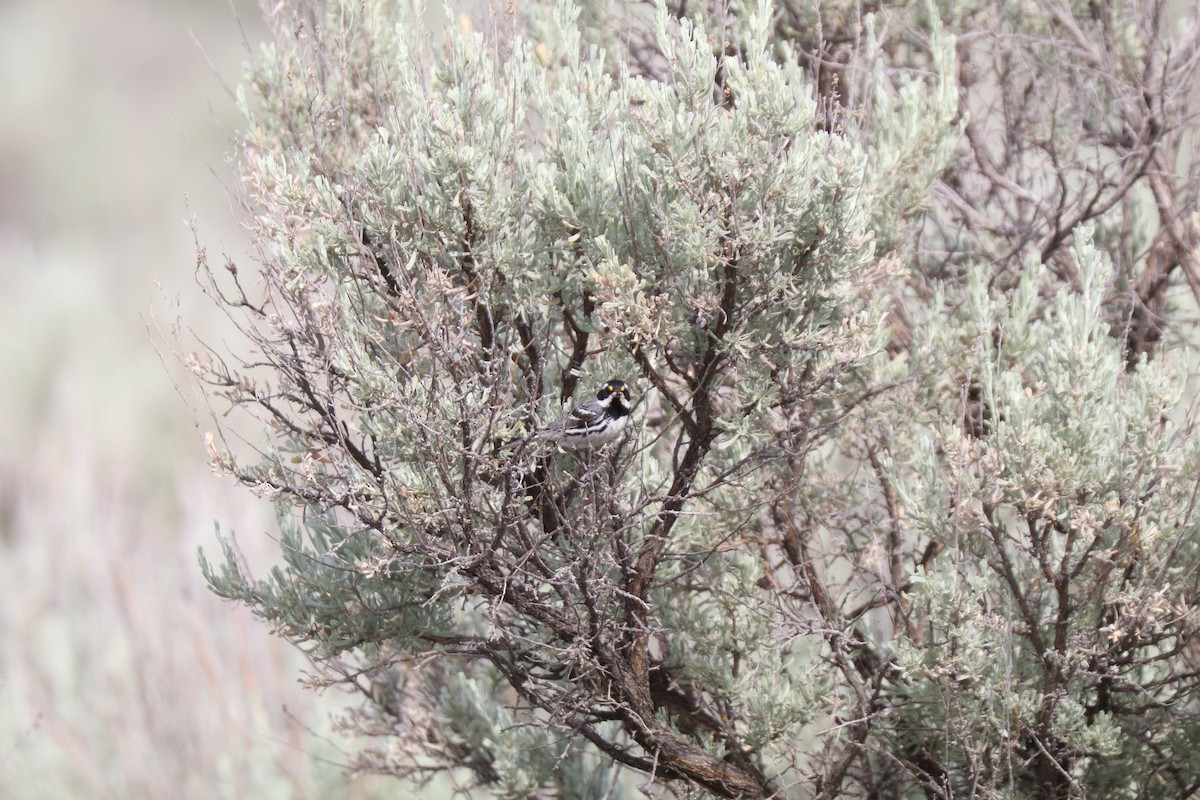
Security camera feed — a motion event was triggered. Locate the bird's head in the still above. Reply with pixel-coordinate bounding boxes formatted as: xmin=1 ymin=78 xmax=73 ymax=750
xmin=597 ymin=379 xmax=631 ymax=414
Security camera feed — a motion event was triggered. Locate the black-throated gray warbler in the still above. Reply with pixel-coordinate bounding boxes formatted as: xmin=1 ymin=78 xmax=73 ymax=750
xmin=536 ymin=379 xmax=632 ymax=449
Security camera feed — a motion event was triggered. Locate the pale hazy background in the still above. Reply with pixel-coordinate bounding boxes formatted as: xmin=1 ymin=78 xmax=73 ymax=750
xmin=0 ymin=1 xmax=401 ymax=796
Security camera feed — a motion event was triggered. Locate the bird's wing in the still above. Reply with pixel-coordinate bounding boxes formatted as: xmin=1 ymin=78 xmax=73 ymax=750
xmin=563 ymin=399 xmax=605 ymax=430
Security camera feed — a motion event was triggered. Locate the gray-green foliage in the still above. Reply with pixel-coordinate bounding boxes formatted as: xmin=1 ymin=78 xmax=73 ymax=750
xmin=874 ymin=232 xmax=1200 ymax=796
xmin=189 ymin=0 xmax=1200 ymax=797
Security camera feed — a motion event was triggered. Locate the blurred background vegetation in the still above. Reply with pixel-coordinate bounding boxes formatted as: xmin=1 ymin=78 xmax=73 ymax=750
xmin=0 ymin=1 xmax=413 ymax=796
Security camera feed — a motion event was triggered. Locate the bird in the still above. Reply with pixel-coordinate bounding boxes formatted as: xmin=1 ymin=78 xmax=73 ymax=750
xmin=535 ymin=379 xmax=632 ymax=449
